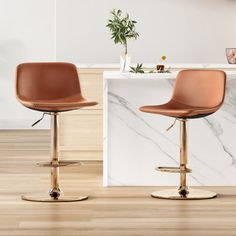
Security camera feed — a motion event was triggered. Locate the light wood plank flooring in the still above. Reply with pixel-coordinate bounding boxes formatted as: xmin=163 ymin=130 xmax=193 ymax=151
xmin=0 ymin=130 xmax=236 ymax=236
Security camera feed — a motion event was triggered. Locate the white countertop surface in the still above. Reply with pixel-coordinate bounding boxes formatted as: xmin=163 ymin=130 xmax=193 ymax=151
xmin=76 ymin=63 xmax=236 ymax=69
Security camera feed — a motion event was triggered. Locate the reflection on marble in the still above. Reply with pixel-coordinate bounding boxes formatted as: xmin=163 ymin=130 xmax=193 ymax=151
xmin=103 ymin=71 xmax=236 ymax=186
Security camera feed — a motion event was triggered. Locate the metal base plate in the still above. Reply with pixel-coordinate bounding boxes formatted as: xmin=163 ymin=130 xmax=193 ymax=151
xmin=22 ymin=193 xmax=88 ymax=202
xmin=151 ymin=188 xmax=217 ymax=200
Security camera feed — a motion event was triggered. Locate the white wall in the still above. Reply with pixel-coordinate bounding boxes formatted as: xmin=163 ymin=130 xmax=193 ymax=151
xmin=56 ymin=0 xmax=236 ymax=64
xmin=0 ymin=0 xmax=55 ymax=129
xmin=0 ymin=0 xmax=236 ymax=129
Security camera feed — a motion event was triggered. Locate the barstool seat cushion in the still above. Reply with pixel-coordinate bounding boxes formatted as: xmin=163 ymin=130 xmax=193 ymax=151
xmin=17 ymin=94 xmax=97 ymax=112
xmin=140 ymin=100 xmax=220 ymax=118
xmin=16 ymin=62 xmax=98 ymax=112
xmin=140 ymin=70 xmax=226 ymax=119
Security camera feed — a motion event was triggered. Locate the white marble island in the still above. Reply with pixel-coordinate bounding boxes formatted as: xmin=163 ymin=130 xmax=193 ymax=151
xmin=103 ymin=67 xmax=236 ymax=186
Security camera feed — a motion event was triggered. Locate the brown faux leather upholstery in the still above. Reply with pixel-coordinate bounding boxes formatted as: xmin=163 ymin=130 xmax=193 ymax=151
xmin=140 ymin=70 xmax=226 ymax=118
xmin=16 ymin=62 xmax=97 ymax=112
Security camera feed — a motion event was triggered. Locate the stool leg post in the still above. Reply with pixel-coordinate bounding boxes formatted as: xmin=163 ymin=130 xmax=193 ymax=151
xmin=151 ymin=118 xmax=217 ymax=200
xmin=49 ymin=112 xmax=61 ymax=200
xmin=21 ymin=112 xmax=88 ymax=202
xmin=178 ymin=119 xmax=189 ymax=197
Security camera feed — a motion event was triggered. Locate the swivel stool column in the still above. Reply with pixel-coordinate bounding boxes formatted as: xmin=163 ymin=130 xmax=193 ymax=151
xmin=140 ymin=70 xmax=226 ymax=200
xmin=16 ymin=62 xmax=97 ymax=202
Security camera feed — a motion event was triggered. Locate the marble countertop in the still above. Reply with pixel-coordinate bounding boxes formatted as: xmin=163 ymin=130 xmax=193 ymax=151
xmin=103 ymin=69 xmax=236 ymax=186
xmin=76 ymin=63 xmax=236 ymax=69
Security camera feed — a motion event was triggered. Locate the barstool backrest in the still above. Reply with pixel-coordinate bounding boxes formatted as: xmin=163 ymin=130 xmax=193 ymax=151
xmin=172 ymin=70 xmax=226 ymax=108
xmin=16 ymin=62 xmax=82 ymax=101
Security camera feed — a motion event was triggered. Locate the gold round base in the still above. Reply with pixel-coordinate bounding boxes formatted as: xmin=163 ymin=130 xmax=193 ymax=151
xmin=151 ymin=188 xmax=217 ymax=200
xmin=22 ymin=194 xmax=88 ymax=202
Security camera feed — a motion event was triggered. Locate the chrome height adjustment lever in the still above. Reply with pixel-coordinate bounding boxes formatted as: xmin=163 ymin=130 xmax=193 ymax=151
xmin=166 ymin=118 xmax=177 ymax=131
xmin=31 ymin=112 xmax=49 ymax=127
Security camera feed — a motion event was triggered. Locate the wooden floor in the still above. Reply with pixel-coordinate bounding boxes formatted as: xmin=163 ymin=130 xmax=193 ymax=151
xmin=1 ymin=130 xmax=236 ymax=236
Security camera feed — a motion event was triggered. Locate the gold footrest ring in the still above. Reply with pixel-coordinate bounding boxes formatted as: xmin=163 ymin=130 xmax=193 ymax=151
xmin=151 ymin=188 xmax=217 ymax=200
xmin=22 ymin=193 xmax=88 ymax=202
xmin=36 ymin=161 xmax=83 ymax=167
xmin=156 ymin=166 xmax=192 ymax=173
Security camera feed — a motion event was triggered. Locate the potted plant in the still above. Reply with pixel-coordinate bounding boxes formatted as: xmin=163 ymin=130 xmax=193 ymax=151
xmin=130 ymin=63 xmax=145 ymax=73
xmin=106 ymin=9 xmax=139 ymax=72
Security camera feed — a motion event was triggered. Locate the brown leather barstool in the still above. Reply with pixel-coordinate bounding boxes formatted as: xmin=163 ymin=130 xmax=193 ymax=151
xmin=140 ymin=70 xmax=226 ymax=200
xmin=16 ymin=62 xmax=97 ymax=202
